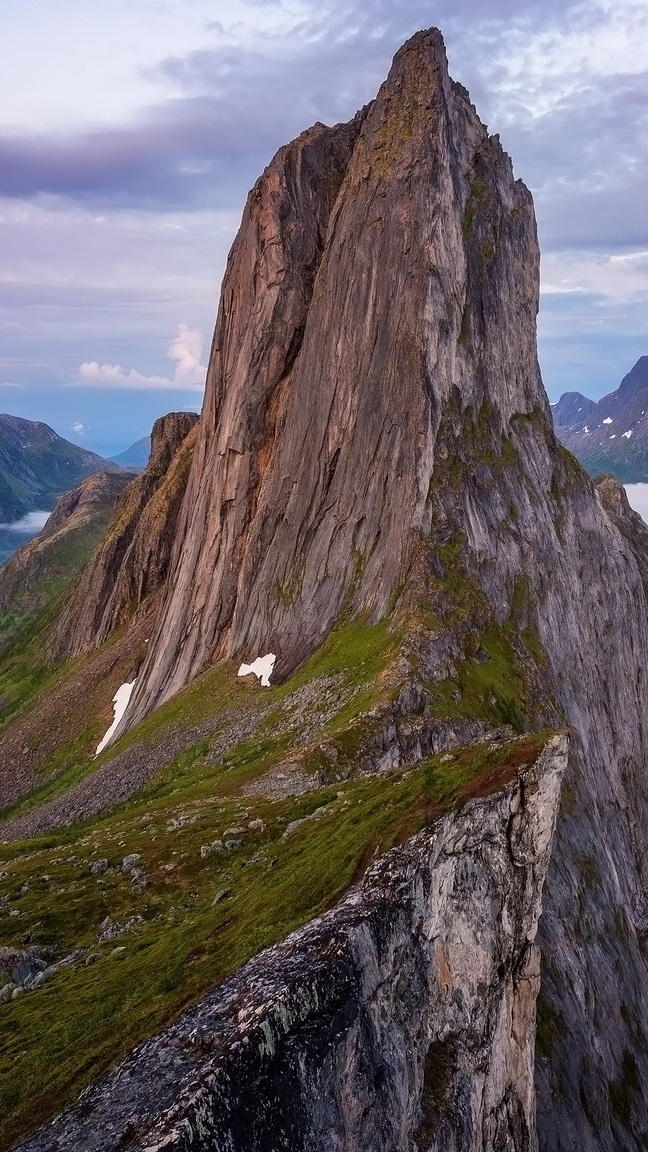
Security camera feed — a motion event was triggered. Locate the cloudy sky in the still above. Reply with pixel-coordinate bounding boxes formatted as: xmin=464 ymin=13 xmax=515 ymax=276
xmin=1 ymin=0 xmax=647 ymax=455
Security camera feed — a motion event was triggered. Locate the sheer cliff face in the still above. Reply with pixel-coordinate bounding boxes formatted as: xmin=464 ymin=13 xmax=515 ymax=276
xmin=104 ymin=29 xmax=648 ymax=1148
xmin=123 ymin=28 xmax=541 ymax=729
xmin=50 ymin=412 xmax=198 ymax=662
xmin=16 ymin=738 xmax=567 ymax=1152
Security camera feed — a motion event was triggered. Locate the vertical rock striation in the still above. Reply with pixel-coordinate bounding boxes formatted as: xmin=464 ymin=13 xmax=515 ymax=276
xmin=121 ymin=28 xmax=540 ymax=729
xmin=49 ymin=412 xmax=198 ymax=661
xmin=16 ymin=737 xmax=567 ymax=1152
xmin=92 ymin=29 xmax=648 ymax=1147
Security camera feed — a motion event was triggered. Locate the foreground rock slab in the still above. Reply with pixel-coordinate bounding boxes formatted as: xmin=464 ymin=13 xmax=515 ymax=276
xmin=17 ymin=737 xmax=566 ymax=1152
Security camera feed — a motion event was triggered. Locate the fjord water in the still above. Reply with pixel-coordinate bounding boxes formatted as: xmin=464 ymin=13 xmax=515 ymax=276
xmin=0 ymin=511 xmax=50 ymax=567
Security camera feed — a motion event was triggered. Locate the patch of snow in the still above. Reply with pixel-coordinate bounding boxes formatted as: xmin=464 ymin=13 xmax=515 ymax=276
xmin=583 ymin=426 xmax=590 ymax=434
xmin=577 ymin=407 xmax=581 ymax=412
xmin=610 ymin=434 xmax=616 ymax=439
xmin=96 ymin=681 xmax=136 ymax=756
xmin=238 ymin=653 xmax=276 ymax=688
xmin=603 ymin=417 xmax=613 ymax=424
xmin=623 ymin=430 xmax=633 ymax=439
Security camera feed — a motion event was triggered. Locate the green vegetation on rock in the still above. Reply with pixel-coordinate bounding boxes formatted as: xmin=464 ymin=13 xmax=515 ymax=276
xmin=0 ymin=728 xmax=550 ymax=1148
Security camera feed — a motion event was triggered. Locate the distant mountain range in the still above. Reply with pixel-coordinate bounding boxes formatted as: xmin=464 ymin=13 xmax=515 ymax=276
xmin=553 ymin=356 xmax=648 ymax=482
xmin=0 ymin=414 xmax=122 ymax=523
xmin=109 ymin=435 xmax=151 ymax=470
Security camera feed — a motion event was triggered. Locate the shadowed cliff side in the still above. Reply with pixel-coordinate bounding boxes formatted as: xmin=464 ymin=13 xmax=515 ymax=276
xmin=595 ymin=473 xmax=648 ymax=601
xmin=49 ymin=412 xmax=198 ymax=662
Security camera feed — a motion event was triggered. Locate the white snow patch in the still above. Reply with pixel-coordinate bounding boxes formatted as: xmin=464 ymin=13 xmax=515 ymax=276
xmin=583 ymin=426 xmax=590 ymax=434
xmin=623 ymin=430 xmax=633 ymax=438
xmin=610 ymin=434 xmax=616 ymax=439
xmin=96 ymin=680 xmax=136 ymax=756
xmin=603 ymin=417 xmax=613 ymax=424
xmin=238 ymin=653 xmax=276 ymax=688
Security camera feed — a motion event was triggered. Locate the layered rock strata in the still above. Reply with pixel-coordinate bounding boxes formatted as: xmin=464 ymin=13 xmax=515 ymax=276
xmin=50 ymin=412 xmax=198 ymax=661
xmin=18 ymin=736 xmax=566 ymax=1152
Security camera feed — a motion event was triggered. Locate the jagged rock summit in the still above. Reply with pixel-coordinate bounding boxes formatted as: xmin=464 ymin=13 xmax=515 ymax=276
xmin=120 ymin=27 xmax=541 ymax=734
xmin=5 ymin=28 xmax=648 ymax=1152
xmin=84 ymin=33 xmax=648 ymax=1146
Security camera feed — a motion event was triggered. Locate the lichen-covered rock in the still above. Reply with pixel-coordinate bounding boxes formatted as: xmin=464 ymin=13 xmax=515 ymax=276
xmin=49 ymin=412 xmax=198 ymax=661
xmin=16 ymin=736 xmax=566 ymax=1152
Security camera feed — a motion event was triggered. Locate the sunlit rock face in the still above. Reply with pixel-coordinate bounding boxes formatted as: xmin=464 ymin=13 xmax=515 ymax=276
xmin=49 ymin=411 xmax=198 ymax=662
xmin=90 ymin=28 xmax=648 ymax=1147
xmin=121 ymin=27 xmax=544 ymax=730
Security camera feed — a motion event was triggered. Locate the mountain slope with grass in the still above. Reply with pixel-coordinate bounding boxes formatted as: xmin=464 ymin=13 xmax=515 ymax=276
xmin=1 ymin=27 xmax=648 ymax=1152
xmin=0 ymin=415 xmax=122 ymax=522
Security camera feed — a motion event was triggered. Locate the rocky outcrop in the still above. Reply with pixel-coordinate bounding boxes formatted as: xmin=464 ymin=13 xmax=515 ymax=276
xmin=0 ymin=470 xmax=133 ymax=617
xmin=120 ymin=29 xmax=542 ymax=732
xmin=16 ymin=736 xmax=567 ymax=1152
xmin=49 ymin=412 xmax=198 ymax=662
xmin=595 ymin=472 xmax=648 ymax=598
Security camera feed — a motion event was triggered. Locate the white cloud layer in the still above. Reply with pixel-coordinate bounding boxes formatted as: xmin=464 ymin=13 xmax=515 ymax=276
xmin=75 ymin=324 xmax=206 ymax=391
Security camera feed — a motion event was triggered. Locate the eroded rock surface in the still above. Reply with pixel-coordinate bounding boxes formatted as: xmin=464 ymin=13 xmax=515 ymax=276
xmin=50 ymin=412 xmax=198 ymax=661
xmin=17 ymin=737 xmax=566 ymax=1152
xmin=121 ymin=27 xmax=542 ymax=729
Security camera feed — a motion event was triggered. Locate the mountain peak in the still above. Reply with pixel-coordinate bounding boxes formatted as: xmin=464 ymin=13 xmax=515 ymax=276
xmin=553 ymin=354 xmax=648 ymax=481
xmin=115 ymin=30 xmax=542 ymax=735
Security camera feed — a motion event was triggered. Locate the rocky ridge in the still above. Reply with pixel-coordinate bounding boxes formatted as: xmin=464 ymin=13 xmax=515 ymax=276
xmin=104 ymin=29 xmax=648 ymax=1149
xmin=16 ymin=736 xmax=567 ymax=1152
xmin=0 ymin=470 xmax=133 ymax=620
xmin=1 ymin=27 xmax=648 ymax=1151
xmin=49 ymin=412 xmax=198 ymax=662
